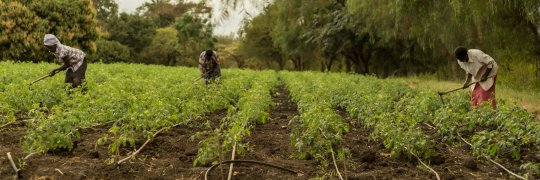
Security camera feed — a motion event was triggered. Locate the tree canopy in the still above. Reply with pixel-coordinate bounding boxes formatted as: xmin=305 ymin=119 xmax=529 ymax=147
xmin=236 ymin=0 xmax=540 ymax=90
xmin=0 ymin=0 xmax=97 ymax=62
xmin=1 ymin=0 xmax=539 ymax=90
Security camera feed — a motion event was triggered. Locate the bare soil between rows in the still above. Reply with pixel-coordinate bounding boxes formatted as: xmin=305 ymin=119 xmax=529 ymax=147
xmin=0 ymin=87 xmax=533 ymax=179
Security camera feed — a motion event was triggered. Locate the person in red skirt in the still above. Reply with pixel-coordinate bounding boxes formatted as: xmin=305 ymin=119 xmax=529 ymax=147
xmin=454 ymin=47 xmax=499 ymax=109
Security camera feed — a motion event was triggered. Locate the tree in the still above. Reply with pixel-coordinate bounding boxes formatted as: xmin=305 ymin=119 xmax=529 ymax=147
xmin=238 ymin=4 xmax=286 ymax=70
xmin=92 ymin=0 xmax=118 ymax=23
xmin=299 ymin=0 xmax=376 ymax=73
xmin=140 ymin=27 xmax=179 ymax=66
xmin=0 ymin=0 xmax=98 ymax=62
xmin=271 ymin=0 xmax=317 ymax=71
xmin=29 ymin=0 xmax=98 ymax=55
xmin=106 ymin=13 xmax=157 ymax=62
xmin=175 ymin=13 xmax=216 ymax=66
xmin=216 ymin=36 xmax=245 ymax=68
xmin=138 ymin=0 xmax=210 ymax=28
xmin=0 ymin=1 xmax=44 ymax=62
xmin=94 ymin=39 xmax=130 ymax=63
xmin=346 ymin=0 xmax=540 ymax=83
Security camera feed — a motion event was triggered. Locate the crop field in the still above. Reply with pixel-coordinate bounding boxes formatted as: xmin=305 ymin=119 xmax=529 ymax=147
xmin=1 ymin=62 xmax=540 ymax=179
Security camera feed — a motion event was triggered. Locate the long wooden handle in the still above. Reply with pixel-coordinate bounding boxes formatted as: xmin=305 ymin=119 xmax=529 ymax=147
xmin=193 ymin=71 xmax=211 ymax=83
xmin=439 ymin=75 xmax=496 ymax=95
xmin=30 ymin=74 xmax=51 ymax=84
xmin=192 ymin=76 xmax=203 ymax=83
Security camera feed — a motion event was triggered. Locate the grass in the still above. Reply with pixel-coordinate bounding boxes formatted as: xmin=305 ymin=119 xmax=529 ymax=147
xmin=392 ymin=76 xmax=540 ymax=118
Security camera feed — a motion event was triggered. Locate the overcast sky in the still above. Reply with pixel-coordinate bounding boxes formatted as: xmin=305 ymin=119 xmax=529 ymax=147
xmin=115 ymin=0 xmax=261 ymax=36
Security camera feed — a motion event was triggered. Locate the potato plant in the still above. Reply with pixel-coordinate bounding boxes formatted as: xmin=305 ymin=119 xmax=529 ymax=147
xmin=195 ymin=70 xmax=278 ymax=166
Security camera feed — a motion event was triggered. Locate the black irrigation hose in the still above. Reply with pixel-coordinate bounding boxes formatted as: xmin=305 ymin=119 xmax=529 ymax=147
xmin=204 ymin=160 xmax=301 ymax=180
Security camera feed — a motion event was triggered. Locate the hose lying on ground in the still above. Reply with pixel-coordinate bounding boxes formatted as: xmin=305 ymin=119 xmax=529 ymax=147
xmin=204 ymin=160 xmax=301 ymax=180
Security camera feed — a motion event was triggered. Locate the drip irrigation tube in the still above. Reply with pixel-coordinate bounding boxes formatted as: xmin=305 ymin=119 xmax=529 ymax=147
xmin=204 ymin=160 xmax=301 ymax=180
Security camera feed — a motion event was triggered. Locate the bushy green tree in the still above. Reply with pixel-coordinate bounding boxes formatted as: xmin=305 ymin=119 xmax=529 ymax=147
xmin=92 ymin=0 xmax=118 ymax=23
xmin=105 ymin=13 xmax=157 ymax=62
xmin=94 ymin=39 xmax=130 ymax=63
xmin=29 ymin=0 xmax=98 ymax=55
xmin=0 ymin=1 xmax=44 ymax=62
xmin=238 ymin=4 xmax=285 ymax=70
xmin=140 ymin=27 xmax=179 ymax=66
xmin=270 ymin=0 xmax=317 ymax=71
xmin=346 ymin=0 xmax=540 ymax=87
xmin=0 ymin=0 xmax=98 ymax=62
xmin=175 ymin=13 xmax=216 ymax=66
xmin=138 ymin=0 xmax=209 ymax=28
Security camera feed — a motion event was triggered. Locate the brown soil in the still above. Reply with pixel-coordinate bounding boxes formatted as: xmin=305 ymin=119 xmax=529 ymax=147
xmin=1 ymin=86 xmax=536 ymax=179
xmin=340 ymin=109 xmax=536 ymax=179
xmin=0 ymin=110 xmax=227 ymax=180
xmin=215 ymin=87 xmax=319 ymax=179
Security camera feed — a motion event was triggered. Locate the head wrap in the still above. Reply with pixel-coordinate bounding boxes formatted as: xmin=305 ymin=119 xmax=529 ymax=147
xmin=43 ymin=34 xmax=60 ymax=46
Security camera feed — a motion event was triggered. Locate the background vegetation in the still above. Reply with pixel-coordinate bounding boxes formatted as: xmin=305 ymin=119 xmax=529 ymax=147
xmin=1 ymin=0 xmax=539 ymax=91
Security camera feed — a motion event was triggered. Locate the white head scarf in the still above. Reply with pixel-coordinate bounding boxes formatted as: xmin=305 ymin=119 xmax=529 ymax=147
xmin=43 ymin=34 xmax=60 ymax=46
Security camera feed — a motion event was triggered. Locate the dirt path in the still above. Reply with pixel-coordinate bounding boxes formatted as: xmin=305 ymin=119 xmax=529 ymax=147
xmin=203 ymin=87 xmax=318 ymax=179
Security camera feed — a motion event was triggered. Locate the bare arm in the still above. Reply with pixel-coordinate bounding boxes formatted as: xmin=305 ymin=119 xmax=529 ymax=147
xmin=479 ymin=52 xmax=494 ymax=82
xmin=480 ymin=61 xmax=493 ymax=82
xmin=56 ymin=58 xmax=70 ymax=71
xmin=49 ymin=58 xmax=69 ymax=76
xmin=198 ymin=63 xmax=206 ymax=77
xmin=462 ymin=73 xmax=472 ymax=89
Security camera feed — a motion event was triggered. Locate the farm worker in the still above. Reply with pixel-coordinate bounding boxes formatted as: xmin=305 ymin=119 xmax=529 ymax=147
xmin=43 ymin=34 xmax=88 ymax=89
xmin=454 ymin=46 xmax=498 ymax=109
xmin=198 ymin=50 xmax=221 ymax=85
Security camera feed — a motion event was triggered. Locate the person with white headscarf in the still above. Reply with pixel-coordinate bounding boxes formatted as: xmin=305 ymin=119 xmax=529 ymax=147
xmin=43 ymin=34 xmax=88 ymax=88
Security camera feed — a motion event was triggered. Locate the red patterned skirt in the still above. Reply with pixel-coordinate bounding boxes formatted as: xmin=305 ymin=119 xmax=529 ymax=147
xmin=471 ymin=76 xmax=497 ymax=109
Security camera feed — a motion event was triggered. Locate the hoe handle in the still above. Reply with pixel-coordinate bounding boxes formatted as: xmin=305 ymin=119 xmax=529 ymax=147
xmin=30 ymin=74 xmax=52 ymax=85
xmin=438 ymin=75 xmax=496 ymax=96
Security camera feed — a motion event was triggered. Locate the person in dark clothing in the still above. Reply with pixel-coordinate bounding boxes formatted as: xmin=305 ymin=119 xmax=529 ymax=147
xmin=198 ymin=50 xmax=221 ymax=85
xmin=43 ymin=34 xmax=88 ymax=89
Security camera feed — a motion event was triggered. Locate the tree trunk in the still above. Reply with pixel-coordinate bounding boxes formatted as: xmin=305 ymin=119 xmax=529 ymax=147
xmin=230 ymin=54 xmax=244 ymax=68
xmin=351 ymin=50 xmax=364 ymax=74
xmin=291 ymin=57 xmax=299 ymax=71
xmin=442 ymin=44 xmax=459 ymax=80
xmin=354 ymin=63 xmax=362 ymax=74
xmin=278 ymin=57 xmax=285 ymax=70
xmin=359 ymin=47 xmax=372 ymax=75
xmin=345 ymin=58 xmax=351 ymax=73
xmin=536 ymin=53 xmax=540 ymax=78
xmin=291 ymin=56 xmax=305 ymax=71
xmin=326 ymin=58 xmax=335 ymax=72
xmin=275 ymin=54 xmax=286 ymax=70
xmin=343 ymin=52 xmax=361 ymax=74
xmin=300 ymin=57 xmax=304 ymax=71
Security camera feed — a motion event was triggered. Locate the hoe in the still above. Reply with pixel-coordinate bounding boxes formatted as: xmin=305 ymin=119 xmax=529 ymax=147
xmin=437 ymin=75 xmax=495 ymax=105
xmin=30 ymin=74 xmax=52 ymax=85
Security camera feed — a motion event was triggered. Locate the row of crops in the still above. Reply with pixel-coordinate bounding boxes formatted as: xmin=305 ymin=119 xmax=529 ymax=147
xmin=0 ymin=61 xmax=270 ymax=163
xmin=1 ymin=61 xmax=539 ymax=178
xmin=281 ymin=71 xmax=540 ymax=178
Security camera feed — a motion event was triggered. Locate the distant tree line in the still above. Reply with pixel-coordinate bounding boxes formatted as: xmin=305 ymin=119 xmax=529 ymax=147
xmin=238 ymin=0 xmax=540 ymax=90
xmin=0 ymin=0 xmax=217 ymax=67
xmin=94 ymin=0 xmax=216 ymax=66
xmin=1 ymin=0 xmax=539 ymax=90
